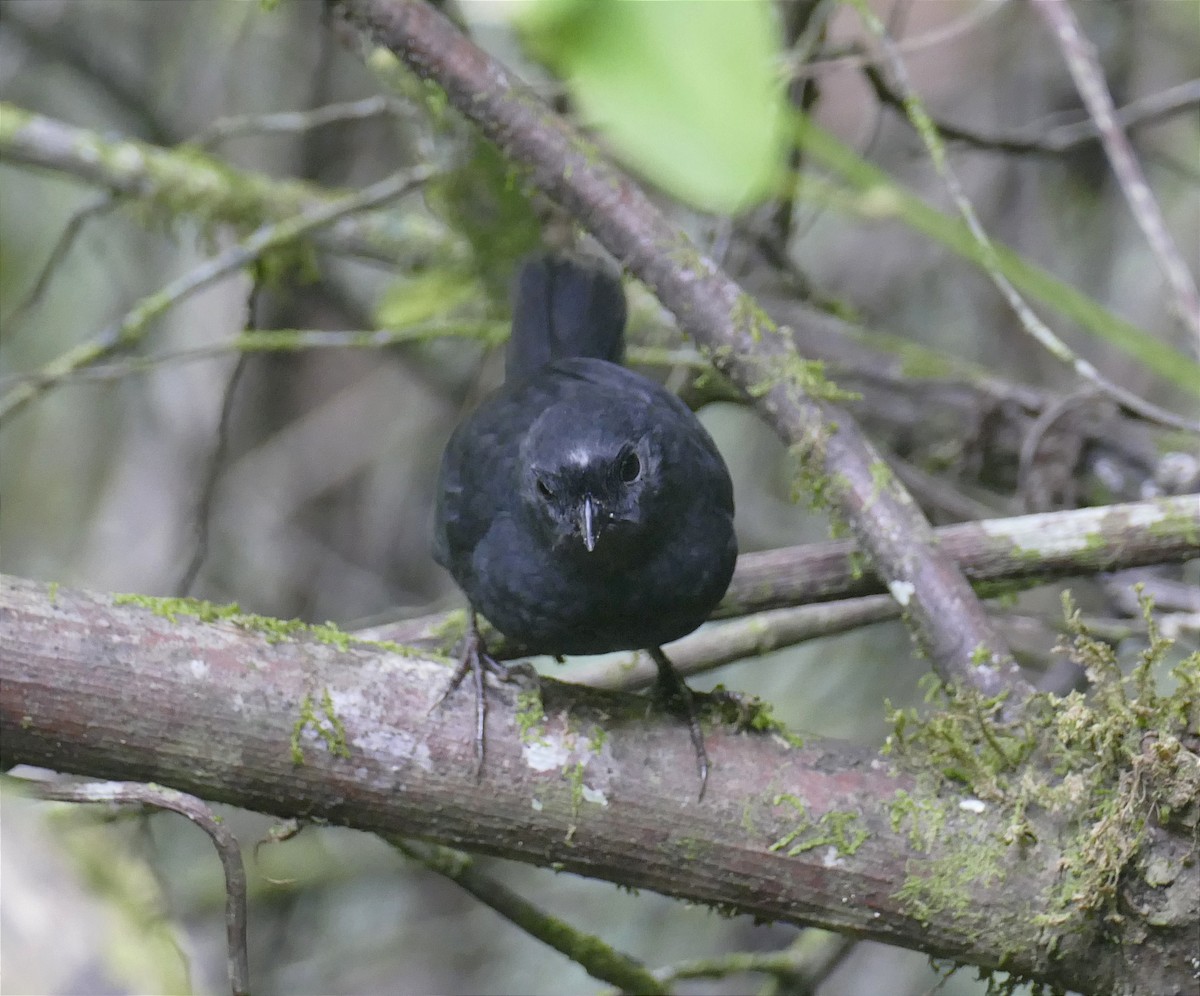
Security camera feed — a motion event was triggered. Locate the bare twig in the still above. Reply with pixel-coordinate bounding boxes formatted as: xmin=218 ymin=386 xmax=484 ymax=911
xmin=388 ymin=839 xmax=667 ymax=994
xmin=0 ymin=323 xmax=510 ymax=390
xmin=844 ymin=0 xmax=1200 ymax=434
xmin=0 ymin=165 xmax=434 ymax=424
xmin=178 ymin=283 xmax=261 ymax=596
xmin=564 ymin=596 xmax=900 ymax=690
xmin=0 ymin=193 xmax=115 ymax=336
xmin=1016 ymin=389 xmax=1101 ymax=511
xmin=864 ymin=72 xmax=1200 ymax=157
xmin=789 ymin=0 xmax=1008 ymax=78
xmin=648 ymin=930 xmax=855 ymax=991
xmin=1034 ymin=0 xmax=1200 ymax=343
xmin=190 ymin=95 xmax=414 ymax=148
xmin=29 ymin=778 xmax=250 ymax=996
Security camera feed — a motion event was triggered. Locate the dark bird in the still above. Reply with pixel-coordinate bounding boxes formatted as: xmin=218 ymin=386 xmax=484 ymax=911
xmin=433 ymin=255 xmax=737 ymax=794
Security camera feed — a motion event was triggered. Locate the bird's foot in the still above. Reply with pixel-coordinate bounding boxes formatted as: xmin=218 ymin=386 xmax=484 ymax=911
xmin=648 ymin=647 xmax=710 ymax=800
xmin=432 ymin=613 xmax=537 ymax=779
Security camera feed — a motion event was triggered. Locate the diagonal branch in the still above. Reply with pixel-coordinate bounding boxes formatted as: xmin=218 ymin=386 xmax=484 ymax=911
xmin=0 ymin=165 xmax=434 ymax=424
xmin=388 ymin=839 xmax=666 ymax=994
xmin=1034 ymin=0 xmax=1200 ymax=343
xmin=331 ymin=0 xmax=1029 ymax=703
xmin=844 ymin=0 xmax=1200 ymax=434
xmin=0 ymin=103 xmax=460 ymax=267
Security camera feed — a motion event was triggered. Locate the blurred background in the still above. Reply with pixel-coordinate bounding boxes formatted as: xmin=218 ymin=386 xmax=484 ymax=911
xmin=1 ymin=0 xmax=1197 ymax=993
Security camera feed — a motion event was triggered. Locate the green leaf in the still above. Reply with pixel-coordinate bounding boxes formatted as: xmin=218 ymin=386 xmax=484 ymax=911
xmin=518 ymin=0 xmax=787 ymax=212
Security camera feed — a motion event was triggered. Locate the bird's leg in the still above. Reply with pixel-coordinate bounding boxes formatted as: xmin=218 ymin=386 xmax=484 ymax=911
xmin=649 ymin=646 xmax=709 ymax=800
xmin=432 ymin=610 xmax=528 ymax=778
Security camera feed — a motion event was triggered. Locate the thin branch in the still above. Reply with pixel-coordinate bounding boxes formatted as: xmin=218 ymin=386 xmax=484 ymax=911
xmin=844 ymin=1 xmax=1200 ymax=434
xmin=1034 ymin=0 xmax=1200 ymax=343
xmin=788 ymin=0 xmax=1009 ymax=79
xmin=29 ymin=778 xmax=250 ymax=996
xmin=0 ymin=165 xmax=434 ymax=425
xmin=0 ymin=103 xmax=462 ymax=267
xmin=564 ymin=596 xmax=900 ymax=691
xmin=0 ymin=192 xmax=116 ymax=336
xmin=368 ymin=493 xmax=1200 ymax=672
xmin=864 ymin=72 xmax=1200 ymax=156
xmin=389 ymin=839 xmax=667 ymax=995
xmin=1016 ymin=389 xmax=1101 ymax=511
xmin=652 ymin=931 xmax=855 ymax=990
xmin=335 ymin=0 xmax=1029 ymax=705
xmin=190 ymin=95 xmax=415 ymax=149
xmin=178 ymin=283 xmax=260 ymax=596
xmin=0 ymin=324 xmax=509 ymax=390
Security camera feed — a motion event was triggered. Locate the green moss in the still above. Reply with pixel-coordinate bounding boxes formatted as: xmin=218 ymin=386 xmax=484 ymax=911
xmin=565 ymin=760 xmax=586 ymax=818
xmin=894 ymin=827 xmax=1004 ymax=927
xmin=747 ymin=354 xmax=860 ymax=406
xmin=787 ymin=437 xmax=837 ymax=513
xmin=1146 ymin=500 xmax=1200 ymax=550
xmin=1008 ymin=543 xmax=1046 ymax=565
xmin=47 ymin=581 xmax=59 ymax=605
xmin=112 ymin=593 xmax=431 ymax=658
xmin=666 ymin=242 xmax=707 ymax=274
xmin=731 ymin=294 xmax=779 ymax=343
xmin=888 ymin=788 xmax=948 ymax=851
xmin=884 ymin=586 xmax=1200 ymax=930
xmin=675 ymin=836 xmax=709 ymax=862
xmin=586 ymin=724 xmax=608 ymax=755
xmin=692 ymin=343 xmax=737 ymax=392
xmin=768 ymin=794 xmax=868 ymax=857
xmin=431 ymin=609 xmax=469 ymax=650
xmin=847 ymin=549 xmax=868 ymax=582
xmin=291 ymin=688 xmax=351 ymax=764
xmin=741 ymin=799 xmax=759 ymax=837
xmin=515 ymin=687 xmax=548 ymax=746
xmin=868 ymin=459 xmax=893 ymax=507
xmin=115 ymin=594 xmax=243 ymax=624
xmin=714 ymin=694 xmax=804 ymax=747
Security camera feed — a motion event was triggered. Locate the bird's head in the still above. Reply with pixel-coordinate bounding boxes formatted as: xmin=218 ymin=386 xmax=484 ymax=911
xmin=520 ymin=406 xmax=666 ymax=562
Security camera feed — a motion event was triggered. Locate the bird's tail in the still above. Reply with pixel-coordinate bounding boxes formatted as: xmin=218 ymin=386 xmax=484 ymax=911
xmin=505 ymin=255 xmax=627 ymax=385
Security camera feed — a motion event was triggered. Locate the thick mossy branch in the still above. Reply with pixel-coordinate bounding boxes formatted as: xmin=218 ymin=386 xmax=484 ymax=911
xmin=886 ymin=587 xmax=1199 ymax=935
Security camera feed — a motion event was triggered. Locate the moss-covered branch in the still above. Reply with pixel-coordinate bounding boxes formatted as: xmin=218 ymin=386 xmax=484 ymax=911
xmin=0 ymin=102 xmax=461 ymax=266
xmin=2 ymin=574 xmax=1196 ymax=994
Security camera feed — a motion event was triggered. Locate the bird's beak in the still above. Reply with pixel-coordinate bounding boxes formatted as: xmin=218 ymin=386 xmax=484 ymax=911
xmin=579 ymin=495 xmax=599 ymax=552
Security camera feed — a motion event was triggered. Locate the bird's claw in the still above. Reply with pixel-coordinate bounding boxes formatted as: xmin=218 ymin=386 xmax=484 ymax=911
xmin=649 ymin=647 xmax=710 ymax=801
xmin=432 ymin=613 xmax=537 ymax=779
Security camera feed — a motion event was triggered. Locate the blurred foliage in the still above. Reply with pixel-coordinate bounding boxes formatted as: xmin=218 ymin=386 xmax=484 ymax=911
xmin=516 ymin=0 xmax=788 ymax=212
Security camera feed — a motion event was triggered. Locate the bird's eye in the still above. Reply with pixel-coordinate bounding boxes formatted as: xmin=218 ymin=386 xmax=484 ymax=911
xmin=535 ymin=478 xmax=555 ymax=500
xmin=618 ymin=451 xmax=641 ymax=484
